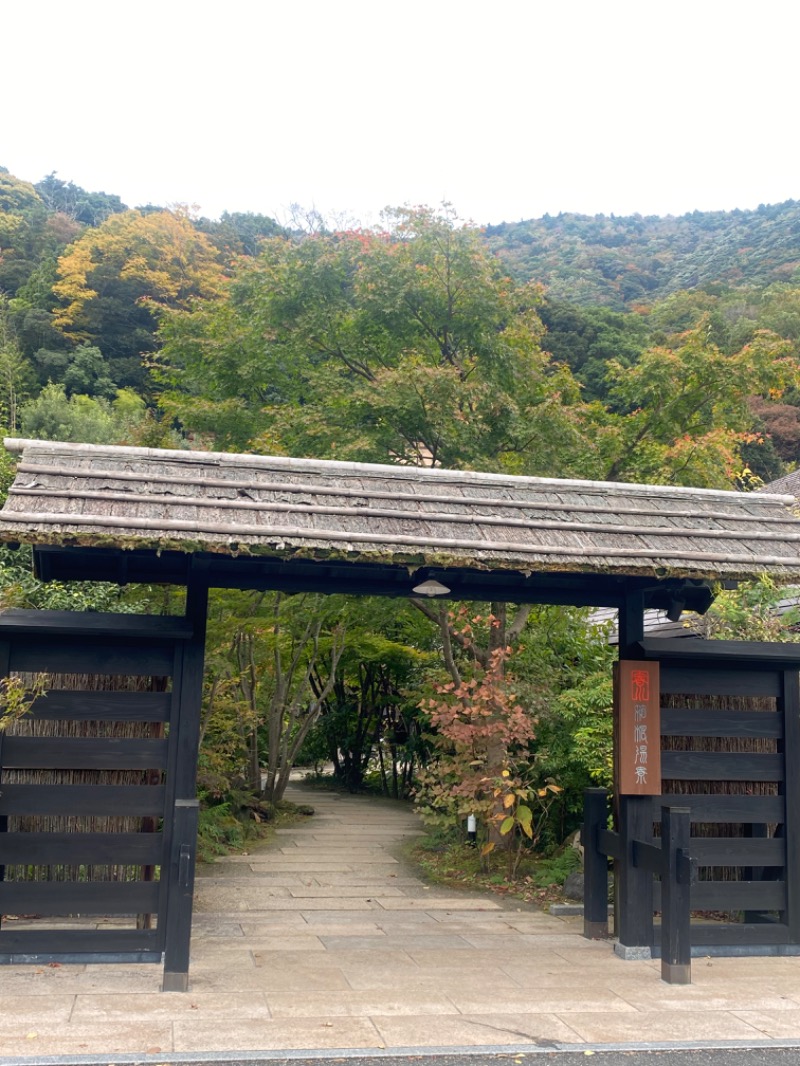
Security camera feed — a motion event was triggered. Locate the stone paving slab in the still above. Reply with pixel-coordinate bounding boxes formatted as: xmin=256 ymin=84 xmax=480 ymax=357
xmin=560 ymin=1009 xmax=768 ymax=1042
xmin=240 ymin=920 xmax=379 ymax=936
xmin=299 ymin=909 xmax=438 ymax=924
xmin=375 ymin=896 xmax=501 ymax=910
xmin=274 ymin=854 xmax=400 ymax=864
xmin=0 ymin=1020 xmax=174 ymax=1057
xmin=604 ymin=979 xmax=800 ymax=1012
xmin=249 ymin=936 xmax=327 ymax=952
xmin=0 ymin=993 xmax=76 ymax=1021
xmin=368 ymin=1012 xmax=583 ymax=1047
xmin=339 ymin=963 xmax=525 ymax=993
xmin=172 ymin=1016 xmax=382 ymax=1053
xmin=69 ymin=990 xmax=271 ymax=1020
xmin=310 ymin=874 xmax=432 ymax=886
xmin=265 ymin=989 xmax=460 ymax=1018
xmin=318 ymin=934 xmax=473 ymax=952
xmin=288 ymin=885 xmax=404 ymax=897
xmin=733 ymin=1010 xmax=800 ymax=1038
xmin=225 ymin=861 xmax=361 ymax=872
xmin=5 ymin=783 xmax=800 ymax=1057
xmin=446 ymin=988 xmax=639 ymax=1015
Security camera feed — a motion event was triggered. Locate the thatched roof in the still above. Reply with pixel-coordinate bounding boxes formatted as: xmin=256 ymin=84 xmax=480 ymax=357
xmin=762 ymin=468 xmax=800 ymax=497
xmin=2 ymin=440 xmax=800 ymax=591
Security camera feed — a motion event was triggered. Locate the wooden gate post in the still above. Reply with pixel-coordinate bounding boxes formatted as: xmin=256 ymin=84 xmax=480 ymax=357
xmin=162 ymin=580 xmax=209 ymax=993
xmin=660 ymin=804 xmax=692 ymax=984
xmin=616 ymin=795 xmax=654 ymax=952
xmin=162 ymin=799 xmax=200 ymax=991
xmin=583 ymin=788 xmax=610 ymax=938
xmin=615 ymin=591 xmax=655 ymax=955
xmin=0 ymin=639 xmax=10 ymax=916
xmin=781 ymin=669 xmax=800 ymax=944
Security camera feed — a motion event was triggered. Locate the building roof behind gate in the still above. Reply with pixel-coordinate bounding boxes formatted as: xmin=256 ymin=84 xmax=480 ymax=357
xmin=2 ymin=439 xmax=800 ymax=590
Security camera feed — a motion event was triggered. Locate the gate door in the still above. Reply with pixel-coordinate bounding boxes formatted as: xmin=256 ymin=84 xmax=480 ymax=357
xmin=0 ymin=610 xmax=201 ymax=989
xmin=644 ymin=639 xmax=800 ymax=952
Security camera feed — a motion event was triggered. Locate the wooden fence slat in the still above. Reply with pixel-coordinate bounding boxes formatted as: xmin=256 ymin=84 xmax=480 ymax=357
xmin=653 ymin=880 xmax=787 ymax=910
xmin=654 ymin=794 xmax=784 ymax=824
xmin=0 ymin=929 xmax=160 ymax=953
xmin=688 ymin=837 xmax=785 ymax=866
xmin=0 ymin=880 xmax=160 ymax=915
xmin=9 ymin=638 xmax=174 ymax=677
xmin=2 ymin=737 xmax=168 ymax=771
xmin=24 ymin=691 xmax=171 ymax=722
xmin=661 ymin=751 xmax=783 ymax=782
xmin=660 ymin=667 xmax=781 ymax=698
xmin=0 ymin=785 xmax=165 ymax=817
xmin=672 ymin=922 xmax=791 ymax=947
xmin=661 ymin=709 xmax=783 ymax=739
xmin=0 ymin=611 xmax=192 ymax=640
xmin=0 ymin=832 xmax=163 ymax=865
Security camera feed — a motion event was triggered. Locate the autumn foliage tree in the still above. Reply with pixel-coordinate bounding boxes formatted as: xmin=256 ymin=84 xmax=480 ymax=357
xmin=414 ymin=610 xmax=561 ymax=868
xmin=597 ymin=323 xmax=799 ymax=486
xmin=53 ymin=208 xmax=225 ymax=389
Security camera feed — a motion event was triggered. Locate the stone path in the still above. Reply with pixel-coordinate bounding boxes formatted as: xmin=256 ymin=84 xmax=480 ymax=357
xmin=4 ymin=784 xmax=800 ymax=1058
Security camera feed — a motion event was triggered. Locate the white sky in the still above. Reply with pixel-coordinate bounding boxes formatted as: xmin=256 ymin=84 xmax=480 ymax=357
xmin=4 ymin=0 xmax=799 ymax=226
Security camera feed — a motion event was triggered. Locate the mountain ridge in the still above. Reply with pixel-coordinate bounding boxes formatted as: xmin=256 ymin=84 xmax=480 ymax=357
xmin=483 ymin=199 xmax=800 ymax=308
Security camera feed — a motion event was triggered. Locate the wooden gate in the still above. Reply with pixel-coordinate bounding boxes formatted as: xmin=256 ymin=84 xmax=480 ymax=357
xmin=0 ymin=609 xmax=205 ymax=990
xmin=614 ymin=639 xmax=800 ymax=954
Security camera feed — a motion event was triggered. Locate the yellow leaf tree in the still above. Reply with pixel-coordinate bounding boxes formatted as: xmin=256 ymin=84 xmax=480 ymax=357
xmin=52 ymin=208 xmax=225 ymax=390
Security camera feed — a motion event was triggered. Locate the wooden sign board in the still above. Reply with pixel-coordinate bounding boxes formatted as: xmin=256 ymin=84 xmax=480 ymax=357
xmin=615 ymin=660 xmax=661 ymax=795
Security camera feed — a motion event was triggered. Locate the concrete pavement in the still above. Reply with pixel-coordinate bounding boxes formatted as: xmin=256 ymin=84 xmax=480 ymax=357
xmin=4 ymin=784 xmax=800 ymax=1059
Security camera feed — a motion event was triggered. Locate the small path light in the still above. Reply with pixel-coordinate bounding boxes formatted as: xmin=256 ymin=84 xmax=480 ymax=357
xmin=467 ymin=814 xmax=478 ymax=846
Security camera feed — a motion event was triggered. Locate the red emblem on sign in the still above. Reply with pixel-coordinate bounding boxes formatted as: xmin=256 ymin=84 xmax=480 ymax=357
xmin=631 ymin=669 xmax=650 ymax=701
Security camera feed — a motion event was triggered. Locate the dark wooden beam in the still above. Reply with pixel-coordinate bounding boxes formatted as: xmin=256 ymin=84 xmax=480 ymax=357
xmin=30 ymin=546 xmax=716 ymax=614
xmin=642 ymin=637 xmax=800 ymax=667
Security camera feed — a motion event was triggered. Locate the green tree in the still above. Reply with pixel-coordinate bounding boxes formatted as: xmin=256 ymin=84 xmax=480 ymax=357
xmin=0 ymin=298 xmax=36 ymax=432
xmin=196 ymin=211 xmax=287 ymax=258
xmin=34 ymin=172 xmax=126 ymax=227
xmin=308 ymin=597 xmax=435 ymax=796
xmin=538 ymin=299 xmax=651 ymax=401
xmin=0 ymin=171 xmax=49 ymax=296
xmin=201 ymin=590 xmax=347 ymax=801
xmin=61 ymin=343 xmax=117 ymax=398
xmin=157 ymin=205 xmax=594 ymax=475
xmin=19 ymin=383 xmax=146 ymax=444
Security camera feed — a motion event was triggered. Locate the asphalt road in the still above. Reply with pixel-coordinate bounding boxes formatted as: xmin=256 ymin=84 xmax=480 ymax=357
xmin=12 ymin=1046 xmax=800 ymax=1066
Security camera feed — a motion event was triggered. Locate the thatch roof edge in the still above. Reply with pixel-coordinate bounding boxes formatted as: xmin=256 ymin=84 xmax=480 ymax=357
xmin=5 ymin=438 xmax=795 ymax=505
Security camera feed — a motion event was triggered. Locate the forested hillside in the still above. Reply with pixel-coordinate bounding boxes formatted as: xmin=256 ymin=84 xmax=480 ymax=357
xmin=3 ymin=161 xmax=800 ymax=484
xmin=486 ymin=201 xmax=800 ymax=308
xmin=4 ymin=163 xmax=800 ymax=856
